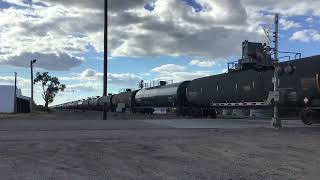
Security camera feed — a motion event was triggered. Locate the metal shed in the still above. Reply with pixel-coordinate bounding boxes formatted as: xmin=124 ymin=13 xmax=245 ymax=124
xmin=0 ymin=85 xmax=30 ymax=113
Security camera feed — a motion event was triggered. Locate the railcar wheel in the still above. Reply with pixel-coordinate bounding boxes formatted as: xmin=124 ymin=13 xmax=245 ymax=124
xmin=300 ymin=109 xmax=313 ymax=125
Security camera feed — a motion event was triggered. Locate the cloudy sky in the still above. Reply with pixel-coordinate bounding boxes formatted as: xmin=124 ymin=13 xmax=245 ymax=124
xmin=0 ymin=0 xmax=319 ymax=106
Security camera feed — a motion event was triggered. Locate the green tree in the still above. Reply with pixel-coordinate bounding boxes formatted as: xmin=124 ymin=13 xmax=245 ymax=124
xmin=34 ymin=72 xmax=66 ymax=108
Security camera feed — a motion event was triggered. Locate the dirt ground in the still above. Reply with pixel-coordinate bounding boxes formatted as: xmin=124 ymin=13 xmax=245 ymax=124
xmin=0 ymin=110 xmax=182 ymax=120
xmin=0 ymin=111 xmax=319 ymax=180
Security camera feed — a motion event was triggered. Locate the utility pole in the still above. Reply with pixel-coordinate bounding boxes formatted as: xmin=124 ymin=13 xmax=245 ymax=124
xmin=103 ymin=0 xmax=108 ymax=120
xmin=271 ymin=14 xmax=281 ymax=128
xmin=30 ymin=59 xmax=37 ymax=113
xmin=14 ymin=72 xmax=17 ymax=113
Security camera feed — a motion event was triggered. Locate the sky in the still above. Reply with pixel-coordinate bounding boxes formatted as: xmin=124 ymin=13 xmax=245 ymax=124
xmin=0 ymin=0 xmax=319 ymax=106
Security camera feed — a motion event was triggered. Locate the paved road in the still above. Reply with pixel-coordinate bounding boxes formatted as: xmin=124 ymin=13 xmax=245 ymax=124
xmin=0 ymin=111 xmax=319 ymax=180
xmin=0 ymin=118 xmax=312 ymax=131
xmin=0 ymin=110 xmax=312 ymax=130
xmin=143 ymin=118 xmax=310 ymax=129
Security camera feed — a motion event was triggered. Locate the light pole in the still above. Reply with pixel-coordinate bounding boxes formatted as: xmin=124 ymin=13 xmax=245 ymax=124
xmin=103 ymin=0 xmax=108 ymax=120
xmin=30 ymin=59 xmax=37 ymax=113
xmin=14 ymin=72 xmax=17 ymax=113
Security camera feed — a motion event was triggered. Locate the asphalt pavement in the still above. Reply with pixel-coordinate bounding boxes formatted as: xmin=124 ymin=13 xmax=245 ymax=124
xmin=0 ymin=111 xmax=319 ymax=180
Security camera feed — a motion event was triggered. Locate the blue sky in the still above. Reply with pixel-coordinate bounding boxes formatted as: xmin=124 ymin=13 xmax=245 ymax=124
xmin=0 ymin=0 xmax=319 ymax=106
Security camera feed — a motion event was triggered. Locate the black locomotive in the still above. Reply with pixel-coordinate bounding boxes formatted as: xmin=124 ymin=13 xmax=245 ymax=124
xmin=53 ymin=41 xmax=320 ymax=125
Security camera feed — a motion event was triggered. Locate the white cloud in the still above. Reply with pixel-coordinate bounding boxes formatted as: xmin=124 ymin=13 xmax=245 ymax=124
xmin=152 ymin=64 xmax=186 ymax=73
xmin=81 ymin=69 xmax=96 ymax=78
xmin=2 ymin=0 xmax=27 ymax=6
xmin=242 ymin=0 xmax=320 ymax=16
xmin=154 ymin=71 xmax=212 ymax=82
xmin=306 ymin=17 xmax=314 ymax=23
xmin=280 ymin=19 xmax=301 ymax=30
xmin=33 ymin=0 xmax=104 ymax=10
xmin=0 ymin=1 xmax=103 ymax=70
xmin=2 ymin=0 xmax=319 ymax=72
xmin=151 ymin=63 xmax=212 ymax=82
xmin=108 ymin=0 xmax=320 ymax=60
xmin=109 ymin=0 xmax=264 ymax=58
xmin=189 ymin=60 xmax=216 ymax=67
xmin=66 ymin=83 xmax=101 ymax=93
xmin=0 ymin=76 xmax=30 ymax=88
xmin=60 ymin=69 xmax=142 ymax=89
xmin=80 ymin=69 xmax=103 ymax=79
xmin=60 ymin=69 xmax=103 ymax=81
xmin=107 ymin=73 xmax=142 ymax=88
xmin=290 ymin=29 xmax=320 ymax=42
xmin=1 ymin=52 xmax=83 ymax=71
xmin=140 ymin=73 xmax=151 ymax=76
xmin=88 ymin=31 xmax=104 ymax=53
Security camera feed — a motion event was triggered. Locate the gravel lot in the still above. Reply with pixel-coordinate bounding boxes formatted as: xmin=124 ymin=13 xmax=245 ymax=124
xmin=0 ymin=110 xmax=319 ymax=180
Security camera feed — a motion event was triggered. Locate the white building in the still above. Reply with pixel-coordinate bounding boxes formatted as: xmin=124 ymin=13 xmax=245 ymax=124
xmin=0 ymin=85 xmax=30 ymax=113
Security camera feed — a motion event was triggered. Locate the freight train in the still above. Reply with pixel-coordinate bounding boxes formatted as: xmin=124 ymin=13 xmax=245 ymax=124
xmin=53 ymin=40 xmax=320 ymax=125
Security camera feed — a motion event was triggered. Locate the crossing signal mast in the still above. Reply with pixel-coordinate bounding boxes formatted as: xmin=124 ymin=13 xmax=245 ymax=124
xmin=271 ymin=14 xmax=281 ymax=128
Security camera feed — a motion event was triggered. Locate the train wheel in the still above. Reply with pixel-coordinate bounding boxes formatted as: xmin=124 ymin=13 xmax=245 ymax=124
xmin=300 ymin=109 xmax=313 ymax=125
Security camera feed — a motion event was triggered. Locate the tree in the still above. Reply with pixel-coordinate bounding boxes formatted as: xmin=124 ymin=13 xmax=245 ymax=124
xmin=34 ymin=72 xmax=66 ymax=108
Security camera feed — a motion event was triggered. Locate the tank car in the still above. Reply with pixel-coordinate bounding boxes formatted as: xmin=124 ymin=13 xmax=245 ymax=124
xmin=65 ymin=102 xmax=74 ymax=110
xmin=185 ymin=41 xmax=320 ymax=124
xmin=81 ymin=98 xmax=90 ymax=111
xmin=76 ymin=99 xmax=84 ymax=110
xmin=97 ymin=95 xmax=113 ymax=111
xmin=69 ymin=101 xmax=77 ymax=110
xmin=88 ymin=96 xmax=100 ymax=110
xmin=75 ymin=100 xmax=83 ymax=110
xmin=111 ymin=89 xmax=138 ymax=112
xmin=135 ymin=81 xmax=190 ymax=113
